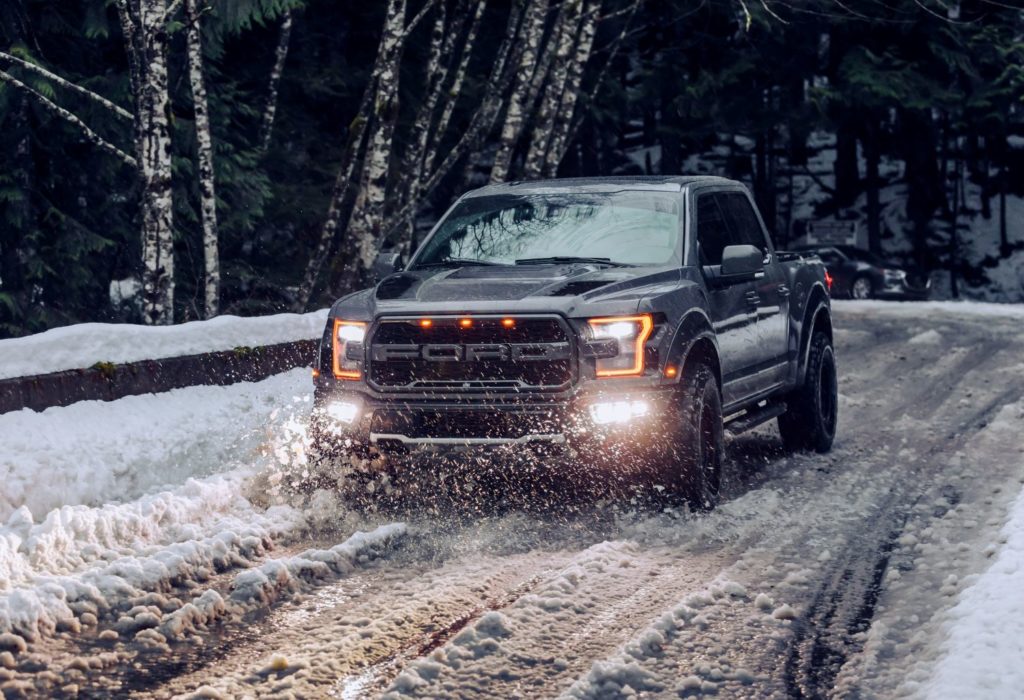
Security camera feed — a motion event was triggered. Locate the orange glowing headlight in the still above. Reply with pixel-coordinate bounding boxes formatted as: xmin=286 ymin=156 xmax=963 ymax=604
xmin=332 ymin=319 xmax=366 ymax=379
xmin=587 ymin=314 xmax=654 ymax=377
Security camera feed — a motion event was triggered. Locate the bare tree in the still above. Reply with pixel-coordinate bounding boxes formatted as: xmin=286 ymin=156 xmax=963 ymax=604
xmin=543 ymin=0 xmax=599 ymax=175
xmin=184 ymin=0 xmax=220 ymax=318
xmin=118 ymin=0 xmax=176 ymax=325
xmin=346 ymin=0 xmax=410 ymax=270
xmin=0 ymin=0 xmax=177 ymax=325
xmin=258 ymin=9 xmax=293 ymax=156
xmin=522 ymin=0 xmax=584 ymax=180
xmin=490 ymin=0 xmax=550 ymax=183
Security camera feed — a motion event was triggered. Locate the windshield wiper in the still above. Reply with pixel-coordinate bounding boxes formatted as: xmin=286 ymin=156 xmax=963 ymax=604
xmin=514 ymin=256 xmax=628 ymax=267
xmin=414 ymin=258 xmax=507 ymax=269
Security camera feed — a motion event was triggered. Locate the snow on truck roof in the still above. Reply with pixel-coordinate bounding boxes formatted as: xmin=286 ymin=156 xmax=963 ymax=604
xmin=464 ymin=175 xmax=738 ymax=197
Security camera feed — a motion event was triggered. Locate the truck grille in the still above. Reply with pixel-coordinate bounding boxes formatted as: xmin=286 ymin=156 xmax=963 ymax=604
xmin=368 ymin=316 xmax=574 ymax=391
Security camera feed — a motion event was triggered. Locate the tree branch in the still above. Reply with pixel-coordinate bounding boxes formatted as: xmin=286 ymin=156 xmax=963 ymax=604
xmin=0 ymin=51 xmax=134 ymax=121
xmin=164 ymin=0 xmax=183 ymax=23
xmin=401 ymin=0 xmax=440 ymax=38
xmin=0 ymin=69 xmax=137 ymax=168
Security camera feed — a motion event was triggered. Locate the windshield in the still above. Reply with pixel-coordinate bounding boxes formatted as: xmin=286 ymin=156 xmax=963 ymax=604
xmin=411 ymin=191 xmax=682 ymax=268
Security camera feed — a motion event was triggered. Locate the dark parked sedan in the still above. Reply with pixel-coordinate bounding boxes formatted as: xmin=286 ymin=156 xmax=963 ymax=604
xmin=794 ymin=245 xmax=931 ymax=300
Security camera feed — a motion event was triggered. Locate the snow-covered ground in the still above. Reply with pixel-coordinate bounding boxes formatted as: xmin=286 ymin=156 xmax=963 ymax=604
xmin=0 ymin=309 xmax=328 ymax=380
xmin=0 ymin=301 xmax=1022 ymax=698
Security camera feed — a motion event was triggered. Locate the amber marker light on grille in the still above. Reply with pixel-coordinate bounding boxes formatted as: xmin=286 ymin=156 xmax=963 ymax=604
xmin=501 ymin=318 xmax=515 ymax=328
xmin=332 ymin=319 xmax=366 ymax=380
xmin=459 ymin=318 xmax=473 ymax=328
xmin=419 ymin=318 xmax=433 ymax=328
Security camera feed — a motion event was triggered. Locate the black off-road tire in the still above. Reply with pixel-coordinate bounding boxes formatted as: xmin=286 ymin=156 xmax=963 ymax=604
xmin=655 ymin=363 xmax=724 ymax=510
xmin=778 ymin=332 xmax=838 ymax=453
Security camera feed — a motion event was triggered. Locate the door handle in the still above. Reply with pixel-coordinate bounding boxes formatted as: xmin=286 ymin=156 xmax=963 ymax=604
xmin=778 ymin=284 xmax=790 ymax=297
xmin=745 ymin=291 xmax=760 ymax=307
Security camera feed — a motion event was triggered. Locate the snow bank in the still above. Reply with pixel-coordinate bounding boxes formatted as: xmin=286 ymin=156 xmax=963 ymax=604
xmin=0 ymin=367 xmax=405 ymax=649
xmin=0 ymin=368 xmax=311 ymax=521
xmin=835 ymin=299 xmax=1024 ymax=320
xmin=0 ymin=309 xmax=328 ymax=380
xmin=925 ymin=416 xmax=1024 ymax=697
xmin=0 ymin=474 xmax=304 ymax=641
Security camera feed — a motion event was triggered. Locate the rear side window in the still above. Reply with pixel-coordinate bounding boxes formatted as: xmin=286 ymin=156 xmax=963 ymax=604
xmin=696 ymin=194 xmax=731 ymax=266
xmin=718 ymin=192 xmax=769 ymax=252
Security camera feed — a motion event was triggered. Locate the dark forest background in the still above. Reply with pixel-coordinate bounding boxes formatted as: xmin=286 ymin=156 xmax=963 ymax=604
xmin=1 ymin=0 xmax=1022 ymax=337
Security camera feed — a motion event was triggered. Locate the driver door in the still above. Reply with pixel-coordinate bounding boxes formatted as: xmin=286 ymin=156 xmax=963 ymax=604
xmin=695 ymin=191 xmax=762 ymax=407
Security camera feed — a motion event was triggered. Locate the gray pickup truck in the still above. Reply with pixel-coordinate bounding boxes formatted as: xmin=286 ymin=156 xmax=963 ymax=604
xmin=309 ymin=176 xmax=836 ymax=508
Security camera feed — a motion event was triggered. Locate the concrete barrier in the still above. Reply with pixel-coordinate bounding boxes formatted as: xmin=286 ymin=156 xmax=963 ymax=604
xmin=0 ymin=339 xmax=318 ymax=414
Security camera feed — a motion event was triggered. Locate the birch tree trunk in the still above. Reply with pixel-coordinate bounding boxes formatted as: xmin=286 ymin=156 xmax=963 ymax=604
xmin=393 ymin=0 xmax=447 ymax=242
xmin=185 ymin=0 xmax=220 ymax=318
xmin=134 ymin=0 xmax=176 ymax=325
xmin=346 ymin=0 xmax=407 ymax=272
xmin=292 ymin=0 xmax=407 ymax=311
xmin=420 ymin=0 xmax=488 ymax=181
xmin=258 ymin=10 xmax=292 ymax=155
xmin=543 ymin=0 xmax=598 ymax=176
xmin=522 ymin=0 xmax=583 ymax=180
xmin=490 ymin=0 xmax=549 ymax=183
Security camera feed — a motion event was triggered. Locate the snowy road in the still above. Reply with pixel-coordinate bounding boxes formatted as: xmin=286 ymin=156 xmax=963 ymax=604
xmin=1 ymin=302 xmax=1023 ymax=699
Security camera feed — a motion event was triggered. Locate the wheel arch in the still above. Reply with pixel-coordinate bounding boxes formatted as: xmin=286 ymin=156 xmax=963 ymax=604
xmin=666 ymin=310 xmax=722 ymax=392
xmin=797 ymin=285 xmax=832 ymax=385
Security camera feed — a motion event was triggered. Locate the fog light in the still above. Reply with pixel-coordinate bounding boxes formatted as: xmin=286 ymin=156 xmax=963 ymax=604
xmin=589 ymin=400 xmax=650 ymax=425
xmin=326 ymin=400 xmax=360 ymax=424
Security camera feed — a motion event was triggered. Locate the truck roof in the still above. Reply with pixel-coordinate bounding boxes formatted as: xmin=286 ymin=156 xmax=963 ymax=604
xmin=464 ymin=175 xmax=738 ymax=197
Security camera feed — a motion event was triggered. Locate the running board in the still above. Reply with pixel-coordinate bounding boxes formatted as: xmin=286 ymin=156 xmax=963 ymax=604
xmin=725 ymin=401 xmax=787 ymax=436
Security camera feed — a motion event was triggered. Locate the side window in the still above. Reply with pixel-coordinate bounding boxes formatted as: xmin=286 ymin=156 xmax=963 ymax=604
xmin=696 ymin=194 xmax=731 ymax=266
xmin=718 ymin=192 xmax=769 ymax=252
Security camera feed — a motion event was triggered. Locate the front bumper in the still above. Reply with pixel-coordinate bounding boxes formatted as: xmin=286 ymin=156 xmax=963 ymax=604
xmin=310 ymin=383 xmax=677 ymax=455
xmin=877 ymin=276 xmax=931 ymax=300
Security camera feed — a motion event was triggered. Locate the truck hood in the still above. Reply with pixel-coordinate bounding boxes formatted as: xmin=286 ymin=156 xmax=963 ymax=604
xmin=330 ymin=263 xmax=684 ymax=320
xmin=373 ymin=264 xmax=634 ymax=303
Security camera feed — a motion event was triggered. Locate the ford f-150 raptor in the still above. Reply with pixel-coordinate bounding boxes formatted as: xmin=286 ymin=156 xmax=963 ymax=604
xmin=308 ymin=176 xmax=837 ymax=508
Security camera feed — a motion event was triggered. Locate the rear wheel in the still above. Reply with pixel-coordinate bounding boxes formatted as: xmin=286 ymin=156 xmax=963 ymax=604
xmin=655 ymin=363 xmax=724 ymax=510
xmin=778 ymin=331 xmax=837 ymax=453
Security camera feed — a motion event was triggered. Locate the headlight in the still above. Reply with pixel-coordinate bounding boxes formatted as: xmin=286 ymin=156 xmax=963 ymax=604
xmin=332 ymin=319 xmax=366 ymax=379
xmin=587 ymin=314 xmax=654 ymax=377
xmin=883 ymin=269 xmax=906 ymax=284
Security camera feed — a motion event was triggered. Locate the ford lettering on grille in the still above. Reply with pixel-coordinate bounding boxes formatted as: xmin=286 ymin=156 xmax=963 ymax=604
xmin=368 ymin=316 xmax=575 ymax=390
xmin=372 ymin=343 xmax=571 ymax=363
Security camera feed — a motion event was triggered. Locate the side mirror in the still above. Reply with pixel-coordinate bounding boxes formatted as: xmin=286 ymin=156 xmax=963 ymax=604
xmin=371 ymin=252 xmax=404 ymax=282
xmin=719 ymin=244 xmax=764 ymax=280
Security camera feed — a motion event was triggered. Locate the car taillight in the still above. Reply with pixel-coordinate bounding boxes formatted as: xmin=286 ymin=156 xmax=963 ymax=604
xmin=332 ymin=320 xmax=366 ymax=379
xmin=824 ymin=270 xmax=834 ymax=293
xmin=587 ymin=314 xmax=654 ymax=377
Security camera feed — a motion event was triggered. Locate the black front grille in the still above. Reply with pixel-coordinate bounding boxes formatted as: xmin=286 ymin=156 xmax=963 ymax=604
xmin=371 ymin=409 xmax=561 ymax=439
xmin=368 ymin=316 xmax=574 ymax=391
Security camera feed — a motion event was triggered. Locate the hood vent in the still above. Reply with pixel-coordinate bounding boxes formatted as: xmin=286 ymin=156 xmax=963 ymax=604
xmin=375 ymin=274 xmax=416 ymax=300
xmin=544 ymin=279 xmax=612 ymax=297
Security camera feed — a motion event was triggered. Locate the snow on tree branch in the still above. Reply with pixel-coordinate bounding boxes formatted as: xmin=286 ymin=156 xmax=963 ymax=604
xmin=0 ymin=68 xmax=138 ymax=168
xmin=0 ymin=51 xmax=134 ymax=121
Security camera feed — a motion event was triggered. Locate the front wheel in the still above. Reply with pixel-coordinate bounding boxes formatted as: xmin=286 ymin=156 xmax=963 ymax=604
xmin=850 ymin=275 xmax=874 ymax=300
xmin=778 ymin=332 xmax=838 ymax=453
xmin=655 ymin=363 xmax=724 ymax=510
